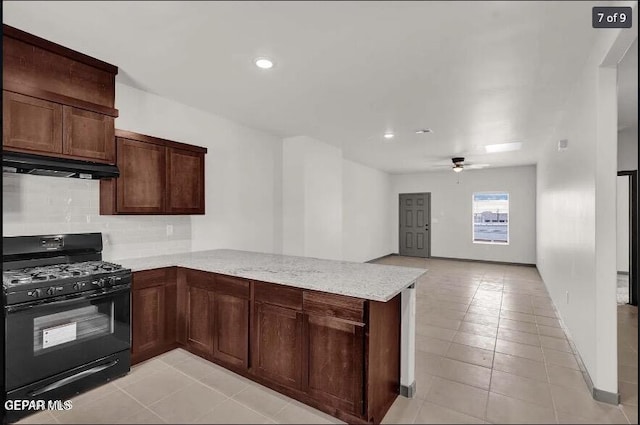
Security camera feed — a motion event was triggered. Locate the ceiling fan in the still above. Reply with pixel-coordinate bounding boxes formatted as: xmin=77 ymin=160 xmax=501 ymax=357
xmin=427 ymin=156 xmax=489 ymax=173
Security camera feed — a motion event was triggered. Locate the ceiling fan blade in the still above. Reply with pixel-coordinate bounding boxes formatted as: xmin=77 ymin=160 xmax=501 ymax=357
xmin=466 ymin=163 xmax=490 ymax=169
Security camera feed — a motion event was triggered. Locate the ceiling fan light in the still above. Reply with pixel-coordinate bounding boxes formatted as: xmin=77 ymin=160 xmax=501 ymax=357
xmin=453 ymin=166 xmax=463 ymax=173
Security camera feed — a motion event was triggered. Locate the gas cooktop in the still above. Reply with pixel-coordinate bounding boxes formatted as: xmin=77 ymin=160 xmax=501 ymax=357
xmin=3 ymin=260 xmax=131 ymax=305
xmin=3 ymin=261 xmax=125 ymax=287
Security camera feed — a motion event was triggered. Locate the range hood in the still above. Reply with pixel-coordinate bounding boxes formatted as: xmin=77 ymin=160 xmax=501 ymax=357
xmin=2 ymin=152 xmax=119 ymax=179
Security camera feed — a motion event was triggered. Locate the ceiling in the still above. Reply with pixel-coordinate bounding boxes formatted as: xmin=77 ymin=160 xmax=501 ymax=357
xmin=2 ymin=1 xmax=631 ymax=173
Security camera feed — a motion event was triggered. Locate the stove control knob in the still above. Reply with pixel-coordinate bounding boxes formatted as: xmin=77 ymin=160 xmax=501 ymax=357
xmin=93 ymin=279 xmax=105 ymax=288
xmin=28 ymin=289 xmax=41 ymax=298
xmin=46 ymin=286 xmax=64 ymax=295
xmin=73 ymin=282 xmax=85 ymax=290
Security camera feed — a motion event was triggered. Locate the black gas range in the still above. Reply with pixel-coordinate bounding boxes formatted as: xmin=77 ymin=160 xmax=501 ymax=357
xmin=3 ymin=260 xmax=130 ymax=305
xmin=2 ymin=233 xmax=132 ymax=423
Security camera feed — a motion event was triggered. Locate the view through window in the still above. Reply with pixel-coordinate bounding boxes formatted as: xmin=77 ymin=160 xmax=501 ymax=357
xmin=473 ymin=192 xmax=509 ymax=244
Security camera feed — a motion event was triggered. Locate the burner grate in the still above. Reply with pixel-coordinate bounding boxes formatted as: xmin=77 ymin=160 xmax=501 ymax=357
xmin=3 ymin=261 xmax=125 ymax=288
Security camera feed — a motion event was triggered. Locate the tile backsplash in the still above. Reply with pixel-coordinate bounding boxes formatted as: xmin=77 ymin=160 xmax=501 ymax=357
xmin=2 ymin=173 xmax=192 ymax=261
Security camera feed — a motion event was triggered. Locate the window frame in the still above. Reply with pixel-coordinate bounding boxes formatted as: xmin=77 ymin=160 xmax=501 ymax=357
xmin=472 ymin=191 xmax=510 ymax=245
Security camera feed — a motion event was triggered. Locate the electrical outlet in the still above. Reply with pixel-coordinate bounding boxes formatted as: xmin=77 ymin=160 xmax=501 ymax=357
xmin=566 ymin=291 xmax=570 ymax=304
xmin=166 ymin=224 xmax=174 ymax=236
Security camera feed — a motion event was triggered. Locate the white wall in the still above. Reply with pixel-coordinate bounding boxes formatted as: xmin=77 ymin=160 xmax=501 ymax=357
xmin=2 ymin=83 xmax=284 ymax=260
xmin=115 ymin=83 xmax=283 ymax=256
xmin=618 ymin=126 xmax=638 ymax=171
xmin=281 ymin=136 xmax=393 ymax=262
xmin=536 ymin=24 xmax=634 ymax=394
xmin=390 ymin=166 xmax=536 ymax=264
xmin=2 ymin=82 xmax=392 ymax=264
xmin=282 ymin=136 xmax=343 ymax=261
xmin=342 ymin=159 xmax=393 ymax=262
xmin=617 ymin=176 xmax=630 ymax=273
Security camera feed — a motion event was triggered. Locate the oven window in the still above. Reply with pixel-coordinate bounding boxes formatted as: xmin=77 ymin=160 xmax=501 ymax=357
xmin=33 ymin=302 xmax=114 ymax=355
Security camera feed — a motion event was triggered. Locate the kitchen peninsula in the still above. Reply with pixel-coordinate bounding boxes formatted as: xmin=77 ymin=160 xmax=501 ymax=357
xmin=118 ymin=250 xmax=426 ymax=424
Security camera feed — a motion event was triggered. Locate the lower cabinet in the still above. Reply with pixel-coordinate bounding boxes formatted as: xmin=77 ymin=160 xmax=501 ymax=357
xmin=145 ymin=267 xmax=400 ymax=424
xmin=252 ymin=302 xmax=304 ymax=389
xmin=131 ymin=268 xmax=177 ymax=364
xmin=186 ymin=284 xmax=213 ymax=356
xmin=305 ymin=314 xmax=365 ymax=416
xmin=183 ymin=270 xmax=250 ymax=369
xmin=211 ymin=276 xmax=250 ymax=369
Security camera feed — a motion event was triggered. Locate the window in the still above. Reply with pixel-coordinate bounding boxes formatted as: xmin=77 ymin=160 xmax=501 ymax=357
xmin=473 ymin=192 xmax=509 ymax=244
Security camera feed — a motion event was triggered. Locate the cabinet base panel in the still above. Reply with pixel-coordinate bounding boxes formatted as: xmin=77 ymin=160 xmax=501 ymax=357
xmin=131 ymin=342 xmax=180 ymax=366
xmin=181 ymin=344 xmax=386 ymax=424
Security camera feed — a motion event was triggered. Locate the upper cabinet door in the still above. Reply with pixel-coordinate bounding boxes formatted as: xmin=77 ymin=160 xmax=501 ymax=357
xmin=62 ymin=106 xmax=115 ymax=163
xmin=116 ymin=137 xmax=166 ymax=213
xmin=166 ymin=147 xmax=205 ymax=214
xmin=3 ymin=91 xmax=63 ymax=154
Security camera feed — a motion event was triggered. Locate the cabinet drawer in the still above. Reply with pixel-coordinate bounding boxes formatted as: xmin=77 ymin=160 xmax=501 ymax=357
xmin=133 ymin=268 xmax=172 ymax=290
xmin=254 ymin=281 xmax=303 ymax=310
xmin=184 ymin=268 xmax=215 ymax=289
xmin=214 ymin=274 xmax=250 ymax=299
xmin=303 ymin=291 xmax=365 ymax=324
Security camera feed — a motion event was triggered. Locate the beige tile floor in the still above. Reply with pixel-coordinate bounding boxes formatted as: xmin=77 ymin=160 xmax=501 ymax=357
xmin=15 ymin=256 xmax=638 ymax=424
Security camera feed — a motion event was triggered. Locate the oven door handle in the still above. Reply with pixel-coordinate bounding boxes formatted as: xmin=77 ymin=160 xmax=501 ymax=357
xmin=27 ymin=359 xmax=120 ymax=397
xmin=5 ymin=285 xmax=130 ymax=314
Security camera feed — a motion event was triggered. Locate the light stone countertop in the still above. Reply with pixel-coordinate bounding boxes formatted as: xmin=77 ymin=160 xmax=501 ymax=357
xmin=115 ymin=249 xmax=426 ymax=302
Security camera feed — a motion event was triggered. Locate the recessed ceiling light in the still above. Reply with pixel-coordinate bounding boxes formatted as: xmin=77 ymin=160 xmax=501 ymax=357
xmin=484 ymin=142 xmax=522 ymax=153
xmin=254 ymin=57 xmax=274 ymax=69
xmin=415 ymin=129 xmax=433 ymax=134
xmin=383 ymin=132 xmax=395 ymax=140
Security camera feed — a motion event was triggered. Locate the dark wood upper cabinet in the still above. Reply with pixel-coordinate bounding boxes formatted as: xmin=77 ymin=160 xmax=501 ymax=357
xmin=3 ymin=91 xmax=63 ymax=154
xmin=3 ymin=24 xmax=118 ymax=116
xmin=167 ymin=147 xmax=205 ymax=214
xmin=63 ymin=106 xmax=115 ymax=163
xmin=115 ymin=137 xmax=166 ymax=214
xmin=3 ymin=25 xmax=118 ymax=163
xmin=100 ymin=130 xmax=207 ymax=215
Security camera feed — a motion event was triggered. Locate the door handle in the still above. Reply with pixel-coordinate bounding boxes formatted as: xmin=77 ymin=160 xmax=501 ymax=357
xmin=27 ymin=359 xmax=119 ymax=397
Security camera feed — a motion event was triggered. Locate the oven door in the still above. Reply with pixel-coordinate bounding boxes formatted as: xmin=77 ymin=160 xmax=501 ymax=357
xmin=5 ymin=286 xmax=130 ymax=391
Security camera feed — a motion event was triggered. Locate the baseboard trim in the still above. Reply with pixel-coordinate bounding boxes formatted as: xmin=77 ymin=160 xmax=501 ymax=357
xmin=540 ymin=281 xmax=621 ymax=406
xmin=400 ymin=381 xmax=416 ymax=398
xmin=428 ymin=255 xmax=537 ymax=267
xmin=365 ymin=253 xmax=396 ymax=263
xmin=582 ymin=365 xmax=621 ymax=404
xmin=593 ymin=387 xmax=621 ymax=405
